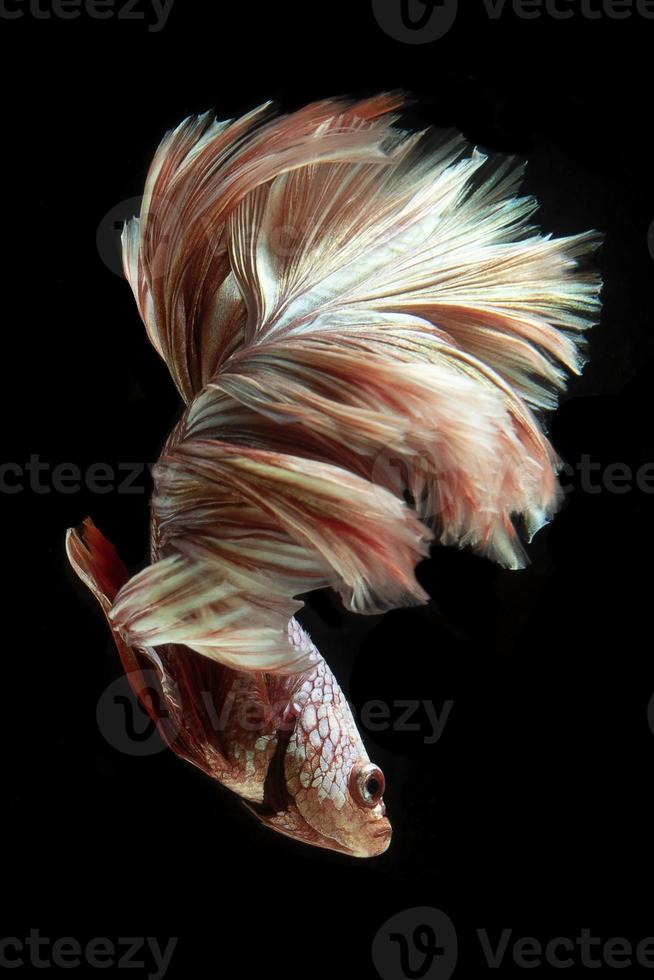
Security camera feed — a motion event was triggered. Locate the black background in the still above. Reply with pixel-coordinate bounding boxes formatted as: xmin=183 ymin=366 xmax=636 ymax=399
xmin=3 ymin=0 xmax=654 ymax=976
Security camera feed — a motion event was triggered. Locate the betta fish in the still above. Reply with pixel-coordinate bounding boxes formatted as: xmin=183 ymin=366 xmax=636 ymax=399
xmin=66 ymin=93 xmax=601 ymax=857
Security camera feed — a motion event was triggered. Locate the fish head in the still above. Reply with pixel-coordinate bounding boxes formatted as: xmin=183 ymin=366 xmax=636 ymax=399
xmin=249 ymin=661 xmax=392 ymax=857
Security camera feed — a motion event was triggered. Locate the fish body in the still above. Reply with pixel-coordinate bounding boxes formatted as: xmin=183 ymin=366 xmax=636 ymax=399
xmin=67 ymin=94 xmax=600 ymax=856
xmin=68 ymin=521 xmax=390 ymax=856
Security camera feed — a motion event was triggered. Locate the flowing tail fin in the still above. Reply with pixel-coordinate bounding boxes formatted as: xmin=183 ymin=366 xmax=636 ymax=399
xmin=83 ymin=94 xmax=601 ymax=674
xmin=66 ymin=519 xmax=248 ymax=775
xmin=66 ymin=519 xmax=154 ymax=687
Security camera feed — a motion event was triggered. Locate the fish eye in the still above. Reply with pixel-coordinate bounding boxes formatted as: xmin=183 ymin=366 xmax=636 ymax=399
xmin=350 ymin=763 xmax=385 ymax=808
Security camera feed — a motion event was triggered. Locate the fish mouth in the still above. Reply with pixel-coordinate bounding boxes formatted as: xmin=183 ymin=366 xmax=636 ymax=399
xmin=344 ymin=817 xmax=392 ymax=858
xmin=247 ymin=803 xmax=393 ymax=858
xmin=308 ymin=821 xmax=392 ymax=859
xmin=369 ymin=821 xmax=393 ymax=854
